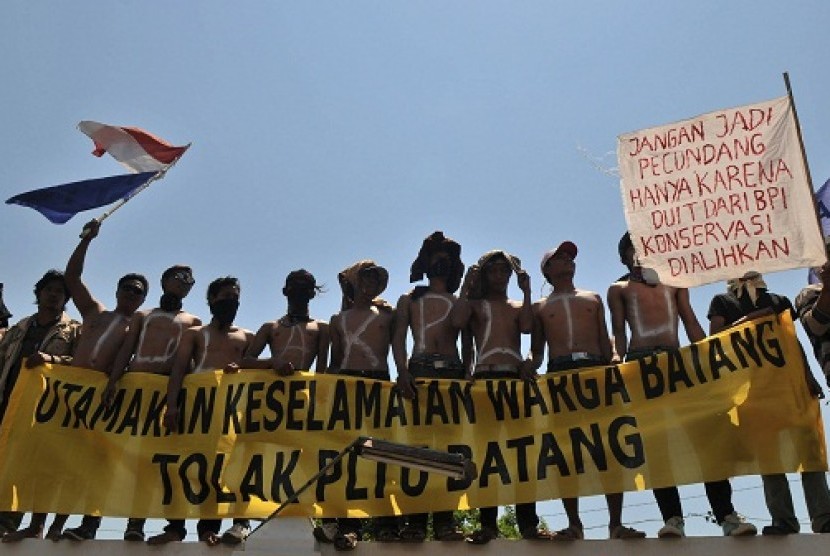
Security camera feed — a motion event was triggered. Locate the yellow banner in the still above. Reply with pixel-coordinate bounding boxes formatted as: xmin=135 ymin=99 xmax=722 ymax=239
xmin=0 ymin=312 xmax=825 ymax=519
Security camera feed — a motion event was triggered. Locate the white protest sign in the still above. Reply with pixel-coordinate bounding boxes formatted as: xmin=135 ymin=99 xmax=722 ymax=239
xmin=618 ymin=96 xmax=825 ymax=287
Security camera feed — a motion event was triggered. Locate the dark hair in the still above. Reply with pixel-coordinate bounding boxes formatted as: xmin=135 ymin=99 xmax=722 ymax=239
xmin=284 ymin=269 xmax=323 ymax=293
xmin=618 ymin=232 xmax=633 ymax=260
xmin=0 ymin=282 xmax=11 ymax=325
xmin=34 ymin=269 xmax=71 ymax=304
xmin=161 ymin=265 xmax=193 ymax=284
xmin=118 ymin=273 xmax=149 ymax=295
xmin=207 ymin=276 xmax=240 ymax=302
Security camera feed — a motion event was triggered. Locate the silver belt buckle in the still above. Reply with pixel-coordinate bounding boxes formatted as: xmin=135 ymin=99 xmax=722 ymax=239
xmin=433 ymin=360 xmax=448 ymax=369
xmin=572 ymin=352 xmax=590 ymax=361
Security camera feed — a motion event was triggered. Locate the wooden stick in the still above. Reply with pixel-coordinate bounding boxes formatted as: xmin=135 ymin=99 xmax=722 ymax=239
xmin=783 ymin=72 xmax=827 ymax=259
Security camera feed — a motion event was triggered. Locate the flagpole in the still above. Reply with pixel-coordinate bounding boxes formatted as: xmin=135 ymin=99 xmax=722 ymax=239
xmin=81 ymin=143 xmax=191 ymax=237
xmin=782 ymin=72 xmax=827 ymax=258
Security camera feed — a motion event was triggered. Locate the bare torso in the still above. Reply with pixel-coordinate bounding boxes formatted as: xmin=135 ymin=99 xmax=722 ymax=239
xmin=617 ymin=281 xmax=680 ymax=350
xmin=189 ymin=325 xmax=253 ymax=373
xmin=334 ymin=306 xmax=393 ymax=371
xmin=470 ymin=298 xmax=524 ymax=366
xmin=264 ymin=319 xmax=329 ymax=370
xmin=130 ymin=309 xmax=201 ymax=374
xmin=407 ymin=292 xmax=460 ymax=358
xmin=73 ymin=311 xmax=131 ymax=371
xmin=536 ymin=289 xmax=606 ymax=358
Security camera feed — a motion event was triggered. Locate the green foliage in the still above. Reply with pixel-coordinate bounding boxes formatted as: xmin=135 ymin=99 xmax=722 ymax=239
xmin=452 ymin=509 xmax=479 ymax=534
xmin=315 ymin=507 xmax=549 ymax=541
xmin=453 ymin=507 xmax=548 ymax=539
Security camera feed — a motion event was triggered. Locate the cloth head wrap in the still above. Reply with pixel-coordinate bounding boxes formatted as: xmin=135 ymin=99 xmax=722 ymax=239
xmin=727 ymin=271 xmax=767 ymax=305
xmin=463 ymin=250 xmax=522 ymax=300
xmin=338 ymin=260 xmax=390 ymax=310
xmin=409 ymin=231 xmax=464 ymax=294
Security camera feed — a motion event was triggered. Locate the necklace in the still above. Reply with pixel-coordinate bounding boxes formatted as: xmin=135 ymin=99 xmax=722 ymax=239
xmin=279 ymin=312 xmax=311 ymax=327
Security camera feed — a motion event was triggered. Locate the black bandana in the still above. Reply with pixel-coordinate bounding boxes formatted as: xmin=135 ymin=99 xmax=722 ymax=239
xmin=159 ymin=293 xmax=183 ymax=312
xmin=210 ymin=298 xmax=239 ymax=327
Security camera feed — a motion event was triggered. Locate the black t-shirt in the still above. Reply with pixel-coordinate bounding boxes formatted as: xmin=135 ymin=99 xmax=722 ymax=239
xmin=707 ymin=290 xmax=794 ymax=327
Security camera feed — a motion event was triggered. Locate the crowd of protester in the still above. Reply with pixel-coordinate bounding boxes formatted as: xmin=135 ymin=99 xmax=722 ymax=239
xmin=1 ymin=222 xmax=829 ymax=549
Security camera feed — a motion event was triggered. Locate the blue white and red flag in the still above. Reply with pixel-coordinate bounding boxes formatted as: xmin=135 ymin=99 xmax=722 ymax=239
xmin=6 ymin=122 xmax=188 ymax=223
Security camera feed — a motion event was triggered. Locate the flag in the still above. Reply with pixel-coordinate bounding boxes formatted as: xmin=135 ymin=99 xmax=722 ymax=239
xmin=808 ymin=177 xmax=830 ymax=283
xmin=816 ymin=178 xmax=830 ymax=236
xmin=77 ymin=121 xmax=188 ymax=173
xmin=5 ymin=172 xmax=156 ymax=224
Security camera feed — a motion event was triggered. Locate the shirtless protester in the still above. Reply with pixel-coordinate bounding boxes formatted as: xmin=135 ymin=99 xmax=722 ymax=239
xmin=454 ymin=250 xmax=552 ymax=544
xmin=160 ymin=277 xmax=254 ymax=546
xmin=528 ymin=241 xmax=645 ymax=540
xmin=52 ymin=219 xmax=148 ymax=541
xmin=244 ymin=269 xmax=329 ymax=374
xmin=244 ymin=270 xmax=331 ymax=546
xmin=392 ymin=231 xmax=466 ymax=542
xmin=326 ymin=260 xmax=396 ymax=551
xmin=608 ymin=232 xmax=756 ymax=538
xmin=103 ymin=264 xmax=201 ymax=542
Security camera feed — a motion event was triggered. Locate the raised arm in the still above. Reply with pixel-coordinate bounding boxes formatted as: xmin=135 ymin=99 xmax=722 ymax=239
xmin=65 ymin=220 xmax=105 ymax=319
xmin=451 ymin=269 xmax=475 ymax=330
xmin=517 ymin=271 xmax=533 ymax=334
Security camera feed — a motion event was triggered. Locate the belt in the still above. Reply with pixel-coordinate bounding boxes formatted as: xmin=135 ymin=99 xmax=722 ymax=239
xmin=408 ymin=357 xmax=465 ymax=380
xmin=549 ymin=352 xmax=598 ymax=365
xmin=474 ymin=364 xmax=519 ymax=372
xmin=625 ymin=346 xmax=674 ymax=362
xmin=337 ymin=369 xmax=391 ymax=380
xmin=411 ymin=358 xmax=457 ymax=370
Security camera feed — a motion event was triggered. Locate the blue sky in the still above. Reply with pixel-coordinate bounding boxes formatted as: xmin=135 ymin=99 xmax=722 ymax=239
xmin=2 ymin=1 xmax=829 ymax=540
